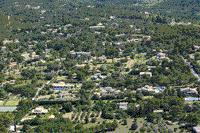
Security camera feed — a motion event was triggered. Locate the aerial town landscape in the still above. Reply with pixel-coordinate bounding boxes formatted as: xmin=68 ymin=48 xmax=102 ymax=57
xmin=0 ymin=0 xmax=200 ymax=132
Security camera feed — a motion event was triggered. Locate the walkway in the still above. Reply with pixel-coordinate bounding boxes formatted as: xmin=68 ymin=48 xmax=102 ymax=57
xmin=32 ymin=77 xmax=56 ymax=101
xmin=181 ymin=55 xmax=200 ymax=81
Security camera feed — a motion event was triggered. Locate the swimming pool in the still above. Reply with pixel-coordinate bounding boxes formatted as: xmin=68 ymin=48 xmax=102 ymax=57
xmin=185 ymin=97 xmax=199 ymax=101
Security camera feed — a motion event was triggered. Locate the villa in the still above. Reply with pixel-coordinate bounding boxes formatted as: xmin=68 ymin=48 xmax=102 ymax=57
xmin=117 ymin=102 xmax=129 ymax=110
xmin=157 ymin=53 xmax=166 ymax=60
xmin=52 ymin=82 xmax=74 ymax=92
xmin=31 ymin=106 xmax=48 ymax=115
xmin=137 ymin=85 xmax=164 ymax=94
xmin=181 ymin=87 xmax=198 ymax=96
xmin=139 ymin=72 xmax=152 ymax=78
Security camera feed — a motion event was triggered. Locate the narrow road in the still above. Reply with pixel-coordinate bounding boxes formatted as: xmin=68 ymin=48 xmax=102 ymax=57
xmin=32 ymin=78 xmax=54 ymax=101
xmin=181 ymin=55 xmax=200 ymax=81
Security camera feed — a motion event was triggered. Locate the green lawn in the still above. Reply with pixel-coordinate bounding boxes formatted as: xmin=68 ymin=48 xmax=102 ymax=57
xmin=14 ymin=80 xmax=32 ymax=87
xmin=37 ymin=80 xmax=47 ymax=85
xmin=125 ymin=57 xmax=146 ymax=68
xmin=5 ymin=100 xmax=19 ymax=106
xmin=83 ymin=123 xmax=98 ymax=129
xmin=9 ymin=74 xmax=22 ymax=79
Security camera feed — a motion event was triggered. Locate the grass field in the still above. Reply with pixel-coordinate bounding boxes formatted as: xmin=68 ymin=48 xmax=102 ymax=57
xmin=9 ymin=74 xmax=22 ymax=79
xmin=5 ymin=100 xmax=19 ymax=106
xmin=37 ymin=80 xmax=47 ymax=85
xmin=125 ymin=57 xmax=146 ymax=68
xmin=14 ymin=80 xmax=32 ymax=87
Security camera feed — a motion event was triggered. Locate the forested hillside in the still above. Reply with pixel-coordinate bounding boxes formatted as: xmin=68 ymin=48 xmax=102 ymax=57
xmin=150 ymin=0 xmax=200 ymax=22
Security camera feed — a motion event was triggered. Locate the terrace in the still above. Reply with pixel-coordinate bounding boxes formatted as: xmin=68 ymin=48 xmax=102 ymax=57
xmin=139 ymin=72 xmax=152 ymax=78
xmin=31 ymin=106 xmax=48 ymax=115
xmin=137 ymin=85 xmax=165 ymax=94
xmin=52 ymin=82 xmax=74 ymax=92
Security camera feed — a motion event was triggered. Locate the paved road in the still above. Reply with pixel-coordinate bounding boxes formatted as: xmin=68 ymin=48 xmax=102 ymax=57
xmin=32 ymin=80 xmax=51 ymax=101
xmin=181 ymin=55 xmax=200 ymax=81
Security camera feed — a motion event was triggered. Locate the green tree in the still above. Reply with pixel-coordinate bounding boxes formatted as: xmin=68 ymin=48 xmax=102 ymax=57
xmin=186 ymin=112 xmax=200 ymax=125
xmin=91 ymin=118 xmax=97 ymax=123
xmin=21 ymin=124 xmax=31 ymax=132
xmin=135 ymin=91 xmax=143 ymax=101
xmin=147 ymin=113 xmax=162 ymax=124
xmin=140 ymin=126 xmax=146 ymax=133
xmin=130 ymin=122 xmax=138 ymax=130
xmin=195 ymin=52 xmax=200 ymax=60
xmin=76 ymin=71 xmax=86 ymax=81
xmin=197 ymin=86 xmax=200 ymax=98
xmin=62 ymin=102 xmax=73 ymax=113
xmin=84 ymin=116 xmax=89 ymax=124
xmin=81 ymin=81 xmax=95 ymax=91
xmin=112 ymin=120 xmax=118 ymax=130
xmin=75 ymin=123 xmax=83 ymax=130
xmin=0 ymin=88 xmax=8 ymax=99
xmin=123 ymin=119 xmax=127 ymax=125
xmin=169 ymin=105 xmax=184 ymax=121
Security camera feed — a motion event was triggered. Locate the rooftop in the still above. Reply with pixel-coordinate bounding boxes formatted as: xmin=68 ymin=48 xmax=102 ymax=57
xmin=32 ymin=106 xmax=48 ymax=114
xmin=193 ymin=126 xmax=200 ymax=133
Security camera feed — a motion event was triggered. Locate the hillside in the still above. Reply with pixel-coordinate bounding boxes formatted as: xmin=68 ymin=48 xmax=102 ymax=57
xmin=150 ymin=0 xmax=200 ymax=22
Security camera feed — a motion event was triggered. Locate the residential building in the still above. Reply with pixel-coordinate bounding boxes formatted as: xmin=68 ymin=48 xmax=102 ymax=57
xmin=153 ymin=110 xmax=164 ymax=114
xmin=89 ymin=25 xmax=105 ymax=29
xmin=194 ymin=45 xmax=200 ymax=49
xmin=143 ymin=35 xmax=151 ymax=40
xmin=70 ymin=51 xmax=91 ymax=56
xmin=74 ymin=64 xmax=86 ymax=67
xmin=117 ymin=102 xmax=129 ymax=110
xmin=1 ymin=46 xmax=6 ymax=51
xmin=49 ymin=115 xmax=55 ymax=119
xmin=157 ymin=53 xmax=166 ymax=60
xmin=52 ymin=82 xmax=74 ymax=92
xmin=9 ymin=62 xmax=17 ymax=69
xmin=193 ymin=126 xmax=200 ymax=133
xmin=181 ymin=87 xmax=198 ymax=96
xmin=3 ymin=40 xmax=13 ymax=45
xmin=28 ymin=45 xmax=34 ymax=49
xmin=9 ymin=80 xmax=15 ymax=85
xmin=31 ymin=55 xmax=40 ymax=59
xmin=137 ymin=85 xmax=164 ymax=94
xmin=31 ymin=106 xmax=48 ymax=115
xmin=110 ymin=16 xmax=116 ymax=19
xmin=98 ymin=87 xmax=121 ymax=96
xmin=72 ymin=73 xmax=77 ymax=79
xmin=139 ymin=72 xmax=152 ymax=78
xmin=147 ymin=66 xmax=156 ymax=71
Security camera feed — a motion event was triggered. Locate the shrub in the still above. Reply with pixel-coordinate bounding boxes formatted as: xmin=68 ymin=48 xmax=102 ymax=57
xmin=140 ymin=126 xmax=146 ymax=133
xmin=91 ymin=118 xmax=97 ymax=123
xmin=90 ymin=113 xmax=95 ymax=118
xmin=130 ymin=122 xmax=138 ymax=130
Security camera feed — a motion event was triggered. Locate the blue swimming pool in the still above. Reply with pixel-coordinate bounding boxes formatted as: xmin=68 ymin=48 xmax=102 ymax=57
xmin=185 ymin=97 xmax=199 ymax=101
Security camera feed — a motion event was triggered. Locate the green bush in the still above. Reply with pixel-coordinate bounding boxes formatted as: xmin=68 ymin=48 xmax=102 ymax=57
xmin=90 ymin=113 xmax=95 ymax=118
xmin=91 ymin=118 xmax=97 ymax=123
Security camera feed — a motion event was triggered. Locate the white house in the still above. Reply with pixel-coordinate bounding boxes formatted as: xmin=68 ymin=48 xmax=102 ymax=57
xmin=31 ymin=106 xmax=48 ymax=115
xmin=193 ymin=126 xmax=200 ymax=133
xmin=89 ymin=25 xmax=105 ymax=29
xmin=52 ymin=82 xmax=74 ymax=92
xmin=137 ymin=85 xmax=164 ymax=94
xmin=117 ymin=102 xmax=129 ymax=110
xmin=157 ymin=53 xmax=166 ymax=60
xmin=139 ymin=72 xmax=152 ymax=78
